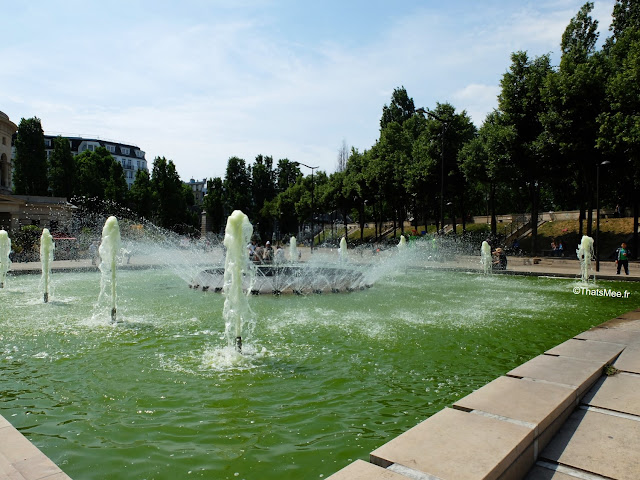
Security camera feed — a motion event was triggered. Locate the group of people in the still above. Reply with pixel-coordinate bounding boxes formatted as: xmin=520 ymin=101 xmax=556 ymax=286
xmin=550 ymin=238 xmax=565 ymax=256
xmin=247 ymin=240 xmax=285 ymax=264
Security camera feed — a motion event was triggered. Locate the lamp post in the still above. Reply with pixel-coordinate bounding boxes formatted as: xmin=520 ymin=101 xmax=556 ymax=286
xmin=595 ymin=160 xmax=610 ymax=272
xmin=416 ymin=107 xmax=448 ymax=232
xmin=294 ymin=162 xmax=319 ymax=252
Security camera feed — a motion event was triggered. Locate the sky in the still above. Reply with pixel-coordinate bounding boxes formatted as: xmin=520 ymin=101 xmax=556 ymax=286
xmin=1 ymin=0 xmax=617 ymax=181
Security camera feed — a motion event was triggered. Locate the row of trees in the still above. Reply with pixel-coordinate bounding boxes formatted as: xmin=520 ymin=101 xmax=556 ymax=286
xmin=12 ymin=118 xmax=199 ymax=233
xmin=10 ymin=1 xmax=639 ymax=255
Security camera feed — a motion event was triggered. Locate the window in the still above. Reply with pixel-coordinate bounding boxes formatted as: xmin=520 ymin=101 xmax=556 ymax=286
xmin=1 ymin=137 xmax=5 ymax=145
xmin=45 ymin=139 xmax=52 ymax=147
xmin=135 ymin=149 xmax=144 ymax=158
xmin=127 ymin=159 xmax=132 ymax=169
xmin=88 ymin=144 xmax=95 ymax=152
xmin=121 ymin=147 xmax=130 ymax=155
xmin=105 ymin=145 xmax=115 ymax=153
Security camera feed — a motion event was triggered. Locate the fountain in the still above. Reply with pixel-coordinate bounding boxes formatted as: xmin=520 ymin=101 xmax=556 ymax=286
xmin=40 ymin=228 xmax=54 ymax=303
xmin=480 ymin=241 xmax=492 ymax=275
xmin=0 ymin=229 xmax=10 ymax=288
xmin=576 ymin=235 xmax=594 ymax=283
xmin=98 ymin=216 xmax=121 ymax=322
xmin=222 ymin=210 xmax=255 ymax=352
xmin=398 ymin=235 xmax=407 ymax=252
xmin=2 ymin=227 xmax=640 ymax=479
xmin=289 ymin=235 xmax=299 ymax=262
xmin=339 ymin=236 xmax=348 ymax=263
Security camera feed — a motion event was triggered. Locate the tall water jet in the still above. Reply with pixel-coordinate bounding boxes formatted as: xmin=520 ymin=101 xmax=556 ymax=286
xmin=398 ymin=235 xmax=407 ymax=252
xmin=223 ymin=210 xmax=254 ymax=353
xmin=99 ymin=216 xmax=121 ymax=323
xmin=0 ymin=230 xmax=10 ymax=288
xmin=289 ymin=236 xmax=299 ymax=263
xmin=576 ymin=235 xmax=594 ymax=283
xmin=480 ymin=241 xmax=492 ymax=275
xmin=339 ymin=236 xmax=348 ymax=263
xmin=40 ymin=228 xmax=54 ymax=302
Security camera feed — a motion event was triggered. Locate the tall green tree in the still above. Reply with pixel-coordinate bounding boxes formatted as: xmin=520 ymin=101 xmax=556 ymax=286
xmin=542 ymin=2 xmax=605 ymax=235
xmin=498 ymin=51 xmax=553 ymax=254
xmin=380 ymin=86 xmax=415 ymax=129
xmin=223 ymin=157 xmax=252 ymax=215
xmin=130 ymin=169 xmax=153 ymax=220
xmin=75 ymin=147 xmax=122 ymax=201
xmin=203 ymin=177 xmax=225 ymax=235
xmin=13 ymin=117 xmax=48 ymax=195
xmin=251 ymin=154 xmax=277 ymax=241
xmin=597 ymin=2 xmax=640 ymax=257
xmin=151 ymin=156 xmax=189 ymax=232
xmin=48 ymin=136 xmax=76 ymax=199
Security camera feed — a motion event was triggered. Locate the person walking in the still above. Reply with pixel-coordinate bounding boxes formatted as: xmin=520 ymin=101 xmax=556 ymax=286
xmin=616 ymin=242 xmax=630 ymax=275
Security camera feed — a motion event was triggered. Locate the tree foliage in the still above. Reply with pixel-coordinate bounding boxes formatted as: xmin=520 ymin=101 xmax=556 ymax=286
xmin=13 ymin=117 xmax=48 ymax=195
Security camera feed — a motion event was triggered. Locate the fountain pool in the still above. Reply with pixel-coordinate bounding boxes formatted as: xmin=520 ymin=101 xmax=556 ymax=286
xmin=1 ymin=266 xmax=639 ymax=479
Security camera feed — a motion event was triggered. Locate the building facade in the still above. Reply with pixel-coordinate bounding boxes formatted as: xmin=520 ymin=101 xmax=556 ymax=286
xmin=43 ymin=136 xmax=148 ymax=189
xmin=186 ymin=178 xmax=207 ymax=205
xmin=0 ymin=111 xmax=18 ymax=195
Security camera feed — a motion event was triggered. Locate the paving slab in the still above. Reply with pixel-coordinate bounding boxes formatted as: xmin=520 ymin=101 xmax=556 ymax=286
xmin=574 ymin=326 xmax=640 ymax=345
xmin=507 ymin=355 xmax=604 ymax=396
xmin=545 ymin=338 xmax=625 ymax=363
xmin=539 ymin=409 xmax=640 ymax=480
xmin=524 ymin=464 xmax=582 ymax=480
xmin=370 ymin=407 xmax=534 ymax=480
xmin=0 ymin=416 xmax=71 ymax=480
xmin=325 ymin=460 xmax=407 ymax=480
xmin=453 ymin=376 xmax=575 ymax=434
xmin=614 ymin=345 xmax=640 ymax=373
xmin=581 ymin=372 xmax=640 ymax=416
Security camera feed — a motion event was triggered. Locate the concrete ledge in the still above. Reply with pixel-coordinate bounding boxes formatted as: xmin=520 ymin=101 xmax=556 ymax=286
xmin=328 ymin=309 xmax=640 ymax=480
xmin=370 ymin=407 xmax=534 ymax=480
xmin=0 ymin=415 xmax=71 ymax=480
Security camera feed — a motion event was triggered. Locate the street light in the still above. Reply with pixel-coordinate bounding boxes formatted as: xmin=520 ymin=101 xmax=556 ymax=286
xmin=293 ymin=162 xmax=319 ymax=251
xmin=416 ymin=107 xmax=449 ymax=232
xmin=595 ymin=160 xmax=611 ymax=272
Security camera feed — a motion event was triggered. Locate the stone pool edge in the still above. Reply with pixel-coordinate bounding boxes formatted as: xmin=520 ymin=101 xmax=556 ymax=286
xmin=327 ymin=307 xmax=640 ymax=480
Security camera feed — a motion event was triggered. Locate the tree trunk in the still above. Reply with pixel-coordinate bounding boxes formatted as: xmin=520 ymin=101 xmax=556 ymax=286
xmin=586 ymin=194 xmax=593 ymax=237
xmin=530 ymin=183 xmax=539 ymax=256
xmin=634 ymin=196 xmax=639 ymax=260
xmin=490 ymin=184 xmax=497 ymax=236
xmin=579 ymin=204 xmax=584 ymax=238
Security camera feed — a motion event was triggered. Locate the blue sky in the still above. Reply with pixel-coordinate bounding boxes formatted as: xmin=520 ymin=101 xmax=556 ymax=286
xmin=1 ymin=0 xmax=616 ymax=181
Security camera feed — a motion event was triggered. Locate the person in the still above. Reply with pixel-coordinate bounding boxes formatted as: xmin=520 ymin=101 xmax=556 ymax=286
xmin=274 ymin=244 xmax=285 ymax=264
xmin=557 ymin=239 xmax=564 ymax=257
xmin=616 ymin=242 xmax=630 ymax=275
xmin=492 ymin=247 xmax=507 ymax=270
xmin=263 ymin=241 xmax=273 ymax=264
xmin=252 ymin=242 xmax=264 ymax=264
xmin=89 ymin=240 xmax=99 ymax=266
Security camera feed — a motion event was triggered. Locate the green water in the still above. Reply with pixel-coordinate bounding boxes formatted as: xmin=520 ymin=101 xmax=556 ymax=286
xmin=1 ymin=268 xmax=639 ymax=480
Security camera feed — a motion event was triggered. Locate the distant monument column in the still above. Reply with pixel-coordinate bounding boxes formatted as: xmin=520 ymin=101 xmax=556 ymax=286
xmin=0 ymin=111 xmax=18 ymax=195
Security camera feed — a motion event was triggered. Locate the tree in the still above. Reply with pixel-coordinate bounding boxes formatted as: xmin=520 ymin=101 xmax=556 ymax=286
xmin=151 ymin=156 xmax=189 ymax=232
xmin=13 ymin=117 xmax=48 ymax=195
xmin=597 ymin=4 xmax=640 ymax=257
xmin=130 ymin=169 xmax=153 ymax=220
xmin=223 ymin=157 xmax=252 ymax=216
xmin=251 ymin=154 xmax=277 ymax=241
xmin=459 ymin=110 xmax=515 ymax=235
xmin=498 ymin=51 xmax=553 ymax=254
xmin=380 ymin=86 xmax=415 ymax=129
xmin=542 ymin=2 xmax=605 ymax=236
xmin=75 ymin=147 xmax=122 ymax=201
xmin=48 ymin=136 xmax=76 ymax=199
xmin=203 ymin=177 xmax=225 ymax=235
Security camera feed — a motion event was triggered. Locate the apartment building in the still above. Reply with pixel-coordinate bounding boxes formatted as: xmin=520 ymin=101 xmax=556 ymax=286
xmin=44 ymin=135 xmax=148 ymax=189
